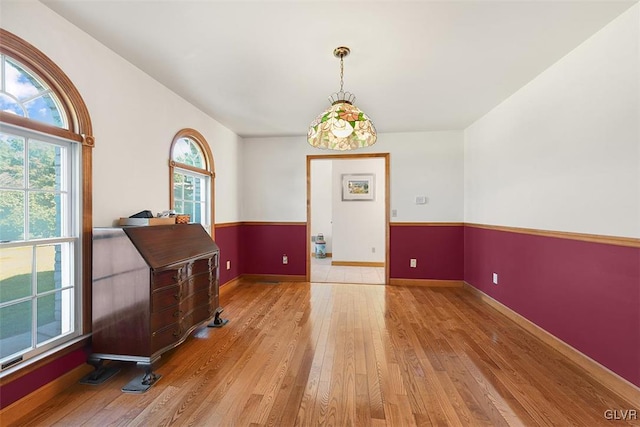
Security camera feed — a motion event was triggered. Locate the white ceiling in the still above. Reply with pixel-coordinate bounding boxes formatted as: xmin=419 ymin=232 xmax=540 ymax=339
xmin=40 ymin=0 xmax=637 ymax=138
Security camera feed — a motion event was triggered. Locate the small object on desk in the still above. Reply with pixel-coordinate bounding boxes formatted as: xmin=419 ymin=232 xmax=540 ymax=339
xmin=129 ymin=210 xmax=154 ymax=218
xmin=175 ymin=214 xmax=190 ymax=224
xmin=118 ymin=217 xmax=175 ymax=226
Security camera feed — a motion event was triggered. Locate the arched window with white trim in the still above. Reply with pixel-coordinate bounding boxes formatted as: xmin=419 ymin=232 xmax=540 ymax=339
xmin=169 ymin=129 xmax=214 ymax=235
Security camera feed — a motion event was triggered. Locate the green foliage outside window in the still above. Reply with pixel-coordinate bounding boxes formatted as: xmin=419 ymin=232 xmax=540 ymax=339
xmin=0 ymin=134 xmax=61 ymax=242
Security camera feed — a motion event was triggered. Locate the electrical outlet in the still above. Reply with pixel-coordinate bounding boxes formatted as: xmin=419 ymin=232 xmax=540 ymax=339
xmin=283 ymin=255 xmax=288 ymax=264
xmin=372 ymin=247 xmax=376 ymax=253
xmin=492 ymin=273 xmax=498 ymax=285
xmin=226 ymin=260 xmax=231 ymax=270
xmin=410 ymin=258 xmax=417 ymax=268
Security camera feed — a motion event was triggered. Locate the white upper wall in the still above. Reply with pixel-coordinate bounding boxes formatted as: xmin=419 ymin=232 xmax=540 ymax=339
xmin=1 ymin=2 xmax=242 ymax=226
xmin=464 ymin=4 xmax=640 ymax=238
xmin=242 ymin=131 xmax=464 ymax=223
xmin=389 ymin=131 xmax=464 ymax=222
xmin=331 ymin=158 xmax=386 ymax=263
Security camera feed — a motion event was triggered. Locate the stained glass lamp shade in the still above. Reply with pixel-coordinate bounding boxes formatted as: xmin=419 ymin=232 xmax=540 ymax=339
xmin=307 ymin=47 xmax=377 ymax=150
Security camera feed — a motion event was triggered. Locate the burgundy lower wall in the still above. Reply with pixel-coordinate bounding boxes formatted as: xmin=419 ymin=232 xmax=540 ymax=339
xmin=390 ymin=225 xmax=464 ymax=280
xmin=464 ymin=226 xmax=640 ymax=388
xmin=0 ymin=347 xmax=87 ymax=408
xmin=215 ymin=222 xmax=307 ymax=281
xmin=214 ymin=224 xmax=241 ymax=285
xmin=239 ymin=223 xmax=306 ymax=276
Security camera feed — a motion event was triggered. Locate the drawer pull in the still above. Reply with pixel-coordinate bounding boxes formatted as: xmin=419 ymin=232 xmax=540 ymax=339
xmin=173 ymin=310 xmax=182 ymax=318
xmin=173 ymin=292 xmax=180 ymax=300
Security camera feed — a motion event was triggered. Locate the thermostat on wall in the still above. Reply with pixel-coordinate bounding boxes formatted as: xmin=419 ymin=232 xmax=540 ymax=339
xmin=415 ymin=196 xmax=428 ymax=205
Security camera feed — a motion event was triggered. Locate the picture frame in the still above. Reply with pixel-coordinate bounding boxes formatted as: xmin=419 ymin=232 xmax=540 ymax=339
xmin=342 ymin=173 xmax=375 ymax=201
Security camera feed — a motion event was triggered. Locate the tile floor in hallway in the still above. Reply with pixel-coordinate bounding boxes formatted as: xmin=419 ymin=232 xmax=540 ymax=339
xmin=310 ymin=256 xmax=385 ymax=284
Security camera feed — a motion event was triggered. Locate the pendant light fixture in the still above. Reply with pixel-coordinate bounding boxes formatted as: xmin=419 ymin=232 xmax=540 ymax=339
xmin=307 ymin=46 xmax=377 ymax=150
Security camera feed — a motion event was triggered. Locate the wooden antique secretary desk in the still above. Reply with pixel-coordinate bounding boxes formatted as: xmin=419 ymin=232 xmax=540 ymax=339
xmin=87 ymin=223 xmax=225 ymax=392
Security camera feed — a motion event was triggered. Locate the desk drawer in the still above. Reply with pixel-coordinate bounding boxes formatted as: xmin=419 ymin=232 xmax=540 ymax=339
xmin=151 ymin=306 xmax=182 ymax=332
xmin=151 ymin=323 xmax=180 ymax=353
xmin=180 ymin=288 xmax=210 ymax=316
xmin=192 ymin=258 xmax=212 ymax=275
xmin=152 ymin=268 xmax=182 ymax=290
xmin=152 ymin=284 xmax=181 ymax=312
xmin=181 ymin=304 xmax=214 ymax=331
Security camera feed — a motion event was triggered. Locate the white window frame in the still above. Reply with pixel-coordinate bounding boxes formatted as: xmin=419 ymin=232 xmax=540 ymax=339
xmin=0 ymin=124 xmax=82 ymax=370
xmin=173 ymin=166 xmax=211 ymax=231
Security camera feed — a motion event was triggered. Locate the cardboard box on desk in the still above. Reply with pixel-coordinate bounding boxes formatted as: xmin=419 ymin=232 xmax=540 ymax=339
xmin=118 ymin=217 xmax=176 ymax=226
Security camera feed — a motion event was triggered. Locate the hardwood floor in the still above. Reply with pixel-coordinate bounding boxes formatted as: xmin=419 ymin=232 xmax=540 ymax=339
xmin=310 ymin=256 xmax=385 ymax=284
xmin=11 ymin=281 xmax=639 ymax=426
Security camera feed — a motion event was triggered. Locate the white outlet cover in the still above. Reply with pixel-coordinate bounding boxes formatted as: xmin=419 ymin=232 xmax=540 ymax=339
xmin=492 ymin=273 xmax=498 ymax=284
xmin=410 ymin=258 xmax=417 ymax=268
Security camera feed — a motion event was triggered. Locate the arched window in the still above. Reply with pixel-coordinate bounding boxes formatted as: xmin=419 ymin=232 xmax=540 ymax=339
xmin=1 ymin=54 xmax=67 ymax=128
xmin=0 ymin=29 xmax=93 ymax=372
xmin=169 ymin=129 xmax=214 ymax=235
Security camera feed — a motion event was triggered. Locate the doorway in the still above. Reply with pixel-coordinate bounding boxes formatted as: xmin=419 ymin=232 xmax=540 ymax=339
xmin=306 ymin=153 xmax=390 ymax=284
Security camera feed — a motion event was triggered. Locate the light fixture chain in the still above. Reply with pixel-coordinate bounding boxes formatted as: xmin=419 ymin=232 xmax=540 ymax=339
xmin=340 ymin=56 xmax=344 ymax=93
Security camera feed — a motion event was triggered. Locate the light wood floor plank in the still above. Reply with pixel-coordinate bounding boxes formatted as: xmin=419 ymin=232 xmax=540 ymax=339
xmin=9 ymin=281 xmax=639 ymax=427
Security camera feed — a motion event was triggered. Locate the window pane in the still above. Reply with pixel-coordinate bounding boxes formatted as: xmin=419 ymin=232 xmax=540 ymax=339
xmin=0 ymin=246 xmax=33 ymax=303
xmin=194 ymin=202 xmax=203 ymax=224
xmin=0 ymin=93 xmax=24 ymax=116
xmin=172 ymin=168 xmax=209 ymax=227
xmin=29 ymin=192 xmax=62 ymax=239
xmin=0 ymin=133 xmax=25 ymax=188
xmin=193 ymin=176 xmax=203 ymax=202
xmin=0 ymin=300 xmax=33 ymax=359
xmin=0 ymin=190 xmax=25 ymax=242
xmin=4 ymin=57 xmax=44 ymax=101
xmin=24 ymin=95 xmax=65 ymax=130
xmin=187 ymin=140 xmax=204 ymax=168
xmin=2 ymin=56 xmax=67 ymax=129
xmin=37 ymin=288 xmax=73 ymax=345
xmin=184 ymin=175 xmax=194 ymax=201
xmin=173 ymin=172 xmax=184 ymax=200
xmin=172 ymin=138 xmax=189 ymax=163
xmin=29 ymin=140 xmax=63 ymax=191
xmin=36 ymin=244 xmax=70 ymax=294
xmin=172 ymin=137 xmax=204 ymax=168
xmin=184 ymin=201 xmax=194 ymax=218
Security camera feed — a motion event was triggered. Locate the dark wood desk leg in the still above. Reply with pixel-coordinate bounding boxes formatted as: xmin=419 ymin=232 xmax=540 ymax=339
xmin=121 ymin=361 xmax=162 ymax=393
xmin=208 ymin=307 xmax=229 ymax=328
xmin=79 ymin=356 xmax=120 ymax=385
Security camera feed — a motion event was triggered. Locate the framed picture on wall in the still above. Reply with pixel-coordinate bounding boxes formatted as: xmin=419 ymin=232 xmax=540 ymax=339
xmin=342 ymin=174 xmax=375 ymax=201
